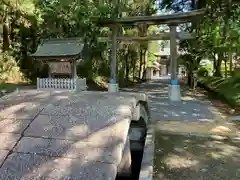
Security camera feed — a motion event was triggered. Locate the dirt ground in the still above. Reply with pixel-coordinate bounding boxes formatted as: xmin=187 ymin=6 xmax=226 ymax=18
xmin=154 ymin=131 xmax=240 ymax=180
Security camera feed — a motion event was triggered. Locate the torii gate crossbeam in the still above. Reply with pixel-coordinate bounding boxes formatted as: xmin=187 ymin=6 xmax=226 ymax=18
xmin=100 ymin=1 xmax=205 ymax=101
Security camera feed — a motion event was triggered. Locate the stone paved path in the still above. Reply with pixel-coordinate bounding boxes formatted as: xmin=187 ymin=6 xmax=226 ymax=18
xmin=123 ymin=80 xmax=223 ymax=122
xmin=122 ymin=80 xmax=240 ymax=138
xmin=0 ymin=90 xmax=141 ymax=180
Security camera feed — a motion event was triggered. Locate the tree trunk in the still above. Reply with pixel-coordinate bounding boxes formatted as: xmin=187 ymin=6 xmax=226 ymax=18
xmin=124 ymin=50 xmax=129 ymax=82
xmin=118 ymin=52 xmax=126 ymax=86
xmin=214 ymin=62 xmax=222 ymax=77
xmin=142 ymin=49 xmax=148 ymax=81
xmin=132 ymin=54 xmax=136 ymax=81
xmin=213 ymin=58 xmax=217 ymax=70
xmin=229 ymin=51 xmax=233 ymax=74
xmin=224 ymin=59 xmax=227 ymax=78
xmin=3 ymin=22 xmax=10 ymax=52
xmin=213 ymin=53 xmax=223 ymax=77
xmin=125 ymin=51 xmax=130 ymax=81
xmin=31 ymin=19 xmax=38 ymax=52
xmin=138 ymin=49 xmax=143 ymax=80
xmin=187 ymin=71 xmax=194 ymax=88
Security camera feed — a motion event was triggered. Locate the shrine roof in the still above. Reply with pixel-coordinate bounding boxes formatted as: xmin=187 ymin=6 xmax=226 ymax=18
xmin=147 ymin=65 xmax=160 ymax=70
xmin=97 ymin=9 xmax=205 ymax=26
xmin=31 ymin=38 xmax=84 ymax=59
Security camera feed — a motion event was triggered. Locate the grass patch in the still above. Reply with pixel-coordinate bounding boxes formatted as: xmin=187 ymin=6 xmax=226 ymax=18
xmin=154 ymin=130 xmax=240 ymax=180
xmin=86 ymin=76 xmax=142 ymax=91
xmin=198 ymin=76 xmax=240 ymax=107
xmin=0 ymin=83 xmax=19 ymax=92
xmin=0 ymin=82 xmax=31 ymax=96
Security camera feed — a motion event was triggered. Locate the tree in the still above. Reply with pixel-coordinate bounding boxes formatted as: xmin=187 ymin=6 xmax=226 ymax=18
xmin=160 ymin=0 xmax=240 ymax=79
xmin=0 ymin=0 xmax=160 ymax=86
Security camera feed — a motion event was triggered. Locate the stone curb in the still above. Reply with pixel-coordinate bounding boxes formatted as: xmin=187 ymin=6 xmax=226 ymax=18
xmin=139 ymin=124 xmax=155 ymax=180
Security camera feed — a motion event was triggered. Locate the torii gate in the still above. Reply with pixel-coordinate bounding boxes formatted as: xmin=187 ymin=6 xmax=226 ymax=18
xmin=98 ymin=0 xmax=205 ymax=101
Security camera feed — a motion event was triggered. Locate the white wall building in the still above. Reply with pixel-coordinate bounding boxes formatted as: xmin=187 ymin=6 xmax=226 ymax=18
xmin=146 ymin=40 xmax=186 ymax=80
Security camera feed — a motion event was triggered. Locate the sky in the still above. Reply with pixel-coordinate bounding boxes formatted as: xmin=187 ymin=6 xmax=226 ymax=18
xmin=155 ymin=0 xmax=192 ymax=15
xmin=154 ymin=0 xmax=192 ymax=32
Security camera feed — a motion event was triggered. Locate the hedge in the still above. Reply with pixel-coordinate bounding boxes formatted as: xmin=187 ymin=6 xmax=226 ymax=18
xmin=198 ymin=76 xmax=240 ymax=107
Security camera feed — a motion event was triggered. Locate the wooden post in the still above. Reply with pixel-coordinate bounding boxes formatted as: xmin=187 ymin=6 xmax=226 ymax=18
xmin=37 ymin=77 xmax=39 ymax=89
xmin=72 ymin=60 xmax=77 ymax=79
xmin=48 ymin=63 xmax=52 ymax=78
xmin=170 ymin=24 xmax=178 ymax=81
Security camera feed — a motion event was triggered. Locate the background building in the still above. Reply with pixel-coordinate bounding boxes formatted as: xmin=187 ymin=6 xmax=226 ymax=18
xmin=146 ymin=40 xmax=186 ymax=80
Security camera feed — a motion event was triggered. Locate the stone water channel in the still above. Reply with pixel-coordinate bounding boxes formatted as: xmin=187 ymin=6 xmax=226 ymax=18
xmin=0 ymin=89 xmax=149 ymax=180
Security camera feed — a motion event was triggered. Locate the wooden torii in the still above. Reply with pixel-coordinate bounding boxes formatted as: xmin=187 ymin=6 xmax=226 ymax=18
xmin=98 ymin=0 xmax=205 ymax=100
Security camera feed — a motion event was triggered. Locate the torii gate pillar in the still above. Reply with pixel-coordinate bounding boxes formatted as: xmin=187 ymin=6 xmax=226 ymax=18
xmin=168 ymin=24 xmax=181 ymax=101
xmin=108 ymin=25 xmax=119 ymax=92
xmin=108 ymin=0 xmax=119 ymax=92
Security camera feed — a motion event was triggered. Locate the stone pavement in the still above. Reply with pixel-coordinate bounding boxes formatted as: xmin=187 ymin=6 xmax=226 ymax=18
xmin=122 ymin=80 xmax=223 ymax=122
xmin=0 ymin=90 xmax=141 ymax=180
xmin=122 ymin=80 xmax=240 ymax=138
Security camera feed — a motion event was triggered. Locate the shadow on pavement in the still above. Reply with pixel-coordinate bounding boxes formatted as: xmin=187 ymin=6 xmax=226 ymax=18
xmin=122 ymin=80 xmax=222 ymax=122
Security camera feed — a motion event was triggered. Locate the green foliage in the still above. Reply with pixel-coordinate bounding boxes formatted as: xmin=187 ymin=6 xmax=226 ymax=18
xmin=197 ymin=67 xmax=209 ymax=77
xmin=162 ymin=0 xmax=240 ymax=79
xmin=6 ymin=0 xmax=238 ymax=87
xmin=1 ymin=0 xmax=159 ymax=85
xmin=178 ymin=53 xmax=200 ymax=72
xmin=0 ymin=53 xmax=24 ymax=82
xmin=232 ymin=68 xmax=240 ymax=78
xmin=199 ymin=76 xmax=240 ymax=107
xmin=0 ymin=83 xmax=19 ymax=91
xmin=148 ymin=40 xmax=161 ymax=65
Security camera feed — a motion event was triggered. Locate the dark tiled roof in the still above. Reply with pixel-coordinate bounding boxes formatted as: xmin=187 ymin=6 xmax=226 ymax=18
xmin=31 ymin=38 xmax=84 ymax=58
xmin=98 ymin=9 xmax=205 ymax=25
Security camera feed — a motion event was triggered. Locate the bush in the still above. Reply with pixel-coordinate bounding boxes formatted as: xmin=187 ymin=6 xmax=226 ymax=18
xmin=0 ymin=53 xmax=25 ymax=83
xmin=232 ymin=68 xmax=240 ymax=78
xmin=198 ymin=76 xmax=240 ymax=107
xmin=197 ymin=67 xmax=209 ymax=77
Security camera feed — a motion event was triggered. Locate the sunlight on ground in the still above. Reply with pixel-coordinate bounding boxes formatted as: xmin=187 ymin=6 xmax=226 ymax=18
xmin=155 ymin=120 xmax=239 ymax=137
xmin=163 ymin=154 xmax=199 ymax=169
xmin=0 ymin=90 xmax=132 ymax=179
xmin=205 ymin=141 xmax=239 ymax=159
xmin=181 ymin=96 xmax=196 ymax=101
xmin=210 ymin=126 xmax=232 ymax=134
xmin=0 ymin=103 xmax=26 ymax=118
xmin=116 ymin=105 xmax=133 ymax=116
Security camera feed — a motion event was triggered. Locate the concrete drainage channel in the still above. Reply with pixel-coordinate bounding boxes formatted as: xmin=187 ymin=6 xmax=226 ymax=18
xmin=138 ymin=125 xmax=154 ymax=180
xmin=116 ymin=98 xmax=154 ymax=180
xmin=116 ymin=120 xmax=147 ymax=180
xmin=116 ymin=121 xmax=154 ymax=180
